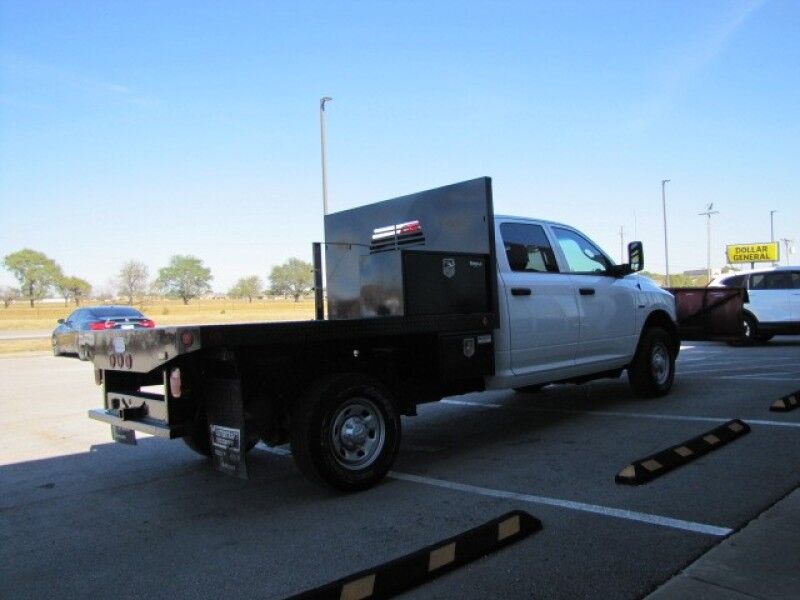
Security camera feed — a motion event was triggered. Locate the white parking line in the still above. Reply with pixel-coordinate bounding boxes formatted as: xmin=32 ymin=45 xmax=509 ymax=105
xmin=389 ymin=472 xmax=733 ymax=537
xmin=678 ymin=360 xmax=800 ymax=374
xmin=439 ymin=399 xmax=800 ymax=428
xmin=716 ymin=375 xmax=800 ymax=382
xmin=256 ymin=446 xmax=733 ymax=537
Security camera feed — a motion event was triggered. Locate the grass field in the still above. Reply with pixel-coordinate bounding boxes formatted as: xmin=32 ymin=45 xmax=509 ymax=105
xmin=0 ymin=298 xmax=317 ymax=355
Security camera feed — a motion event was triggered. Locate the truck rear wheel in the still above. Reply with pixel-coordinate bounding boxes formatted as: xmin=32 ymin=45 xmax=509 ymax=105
xmin=290 ymin=373 xmax=401 ymax=492
xmin=628 ymin=327 xmax=675 ymax=398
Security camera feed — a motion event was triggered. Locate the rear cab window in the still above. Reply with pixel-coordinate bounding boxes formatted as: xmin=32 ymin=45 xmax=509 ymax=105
xmin=500 ymin=222 xmax=559 ymax=273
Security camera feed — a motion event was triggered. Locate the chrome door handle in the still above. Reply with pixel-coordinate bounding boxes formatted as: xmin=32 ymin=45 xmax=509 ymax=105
xmin=579 ymin=288 xmax=596 ymax=296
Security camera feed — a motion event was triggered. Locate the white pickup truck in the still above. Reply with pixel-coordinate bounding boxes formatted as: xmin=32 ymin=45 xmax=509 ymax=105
xmin=87 ymin=178 xmax=679 ymax=491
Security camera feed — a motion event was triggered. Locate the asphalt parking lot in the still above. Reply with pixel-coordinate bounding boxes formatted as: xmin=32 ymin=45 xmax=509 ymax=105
xmin=1 ymin=339 xmax=799 ymax=599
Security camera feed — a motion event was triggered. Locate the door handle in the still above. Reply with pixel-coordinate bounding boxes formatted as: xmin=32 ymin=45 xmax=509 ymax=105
xmin=511 ymin=287 xmax=532 ymax=296
xmin=579 ymin=288 xmax=596 ymax=296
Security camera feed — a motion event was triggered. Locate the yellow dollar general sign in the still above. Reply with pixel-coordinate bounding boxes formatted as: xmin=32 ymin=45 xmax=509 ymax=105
xmin=726 ymin=242 xmax=780 ymax=263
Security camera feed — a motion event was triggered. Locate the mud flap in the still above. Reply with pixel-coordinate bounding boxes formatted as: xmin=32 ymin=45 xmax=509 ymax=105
xmin=204 ymin=377 xmax=248 ymax=479
xmin=111 ymin=425 xmax=136 ymax=445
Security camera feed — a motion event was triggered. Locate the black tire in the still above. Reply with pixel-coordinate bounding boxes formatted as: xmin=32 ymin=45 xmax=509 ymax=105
xmin=628 ymin=327 xmax=676 ymax=398
xmin=290 ymin=373 xmax=401 ymax=492
xmin=513 ymin=384 xmax=545 ymax=394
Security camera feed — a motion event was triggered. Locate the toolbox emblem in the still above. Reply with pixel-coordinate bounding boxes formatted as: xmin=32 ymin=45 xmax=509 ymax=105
xmin=442 ymin=258 xmax=456 ymax=279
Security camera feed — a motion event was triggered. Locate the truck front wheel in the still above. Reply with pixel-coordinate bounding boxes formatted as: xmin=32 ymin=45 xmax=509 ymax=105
xmin=290 ymin=374 xmax=401 ymax=492
xmin=628 ymin=327 xmax=675 ymax=398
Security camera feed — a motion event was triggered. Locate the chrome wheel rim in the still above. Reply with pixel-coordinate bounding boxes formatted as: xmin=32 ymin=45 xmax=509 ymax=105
xmin=743 ymin=318 xmax=752 ymax=339
xmin=330 ymin=398 xmax=386 ymax=470
xmin=650 ymin=342 xmax=670 ymax=386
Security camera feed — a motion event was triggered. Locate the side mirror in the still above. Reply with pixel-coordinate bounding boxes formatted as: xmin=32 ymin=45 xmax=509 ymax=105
xmin=57 ymin=318 xmax=65 ymax=325
xmin=628 ymin=241 xmax=644 ymax=272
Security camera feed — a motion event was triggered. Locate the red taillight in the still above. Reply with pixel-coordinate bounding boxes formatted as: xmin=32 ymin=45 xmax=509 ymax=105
xmin=141 ymin=319 xmax=155 ymax=328
xmin=90 ymin=322 xmax=106 ymax=331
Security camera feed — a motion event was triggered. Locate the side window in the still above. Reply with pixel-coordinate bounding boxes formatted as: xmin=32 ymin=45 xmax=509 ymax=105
xmin=763 ymin=272 xmax=792 ymax=290
xmin=792 ymin=272 xmax=800 ymax=289
xmin=750 ymin=273 xmax=766 ymax=290
xmin=500 ymin=223 xmax=559 ymax=273
xmin=552 ymin=227 xmax=611 ymax=274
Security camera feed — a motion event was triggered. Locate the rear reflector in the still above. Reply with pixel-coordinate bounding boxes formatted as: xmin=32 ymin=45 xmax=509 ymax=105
xmin=181 ymin=331 xmax=194 ymax=347
xmin=169 ymin=368 xmax=182 ymax=398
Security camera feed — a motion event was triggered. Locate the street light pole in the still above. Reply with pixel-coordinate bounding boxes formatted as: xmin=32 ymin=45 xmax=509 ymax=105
xmin=661 ymin=179 xmax=671 ymax=287
xmin=770 ymin=210 xmax=776 ymax=242
xmin=699 ymin=204 xmax=719 ymax=283
xmin=770 ymin=209 xmax=777 ymax=266
xmin=319 ymin=96 xmax=333 ymax=215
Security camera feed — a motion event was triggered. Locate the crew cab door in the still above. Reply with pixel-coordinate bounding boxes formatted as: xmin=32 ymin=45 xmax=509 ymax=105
xmin=549 ymin=226 xmax=637 ymax=366
xmin=498 ymin=221 xmax=579 ymax=375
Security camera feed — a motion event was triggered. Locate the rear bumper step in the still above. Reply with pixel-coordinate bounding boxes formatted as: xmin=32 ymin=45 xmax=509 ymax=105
xmin=88 ymin=408 xmax=187 ymax=439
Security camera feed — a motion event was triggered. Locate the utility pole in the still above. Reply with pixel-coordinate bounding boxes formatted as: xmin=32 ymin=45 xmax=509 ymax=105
xmin=781 ymin=238 xmax=794 ymax=265
xmin=770 ymin=209 xmax=776 ymax=242
xmin=699 ymin=203 xmax=719 ymax=283
xmin=319 ymin=96 xmax=333 ymax=215
xmin=619 ymin=226 xmax=624 ymax=263
xmin=661 ymin=179 xmax=671 ymax=286
xmin=770 ymin=209 xmax=777 ymax=266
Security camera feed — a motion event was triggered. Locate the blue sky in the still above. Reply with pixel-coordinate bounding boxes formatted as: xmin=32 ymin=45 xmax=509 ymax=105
xmin=1 ymin=0 xmax=798 ymax=293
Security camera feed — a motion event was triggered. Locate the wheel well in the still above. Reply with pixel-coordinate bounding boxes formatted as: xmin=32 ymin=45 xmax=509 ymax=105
xmin=642 ymin=310 xmax=679 ymax=355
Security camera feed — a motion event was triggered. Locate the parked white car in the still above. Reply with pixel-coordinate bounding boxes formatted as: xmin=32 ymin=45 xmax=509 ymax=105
xmin=709 ymin=266 xmax=800 ymax=343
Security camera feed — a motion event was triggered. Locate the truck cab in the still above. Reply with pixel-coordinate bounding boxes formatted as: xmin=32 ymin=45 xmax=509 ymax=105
xmin=491 ymin=216 xmax=678 ymax=395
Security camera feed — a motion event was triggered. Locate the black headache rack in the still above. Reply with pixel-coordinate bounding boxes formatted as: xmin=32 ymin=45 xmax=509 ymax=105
xmin=668 ymin=287 xmax=747 ymax=341
xmin=88 ymin=178 xmax=499 ymax=454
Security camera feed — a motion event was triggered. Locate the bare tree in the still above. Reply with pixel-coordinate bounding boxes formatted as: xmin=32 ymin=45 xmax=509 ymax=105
xmin=0 ymin=286 xmax=18 ymax=308
xmin=118 ymin=261 xmax=149 ymax=304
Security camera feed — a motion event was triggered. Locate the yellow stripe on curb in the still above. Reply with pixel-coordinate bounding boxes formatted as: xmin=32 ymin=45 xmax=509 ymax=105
xmin=340 ymin=574 xmax=375 ymax=600
xmin=428 ymin=543 xmax=456 ymax=572
xmin=497 ymin=515 xmax=521 ymax=541
xmin=642 ymin=459 xmax=662 ymax=472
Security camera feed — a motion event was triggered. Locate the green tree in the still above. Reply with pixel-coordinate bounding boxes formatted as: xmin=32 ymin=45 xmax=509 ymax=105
xmin=57 ymin=276 xmax=92 ymax=306
xmin=229 ymin=276 xmax=263 ymax=303
xmin=269 ymin=258 xmax=313 ymax=302
xmin=2 ymin=249 xmax=63 ymax=307
xmin=156 ymin=255 xmax=212 ymax=305
xmin=0 ymin=286 xmax=18 ymax=308
xmin=117 ymin=260 xmax=150 ymax=304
